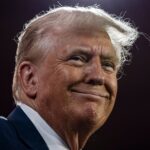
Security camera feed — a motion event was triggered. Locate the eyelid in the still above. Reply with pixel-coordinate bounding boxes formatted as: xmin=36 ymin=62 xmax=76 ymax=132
xmin=68 ymin=52 xmax=91 ymax=62
xmin=102 ymin=60 xmax=116 ymax=71
xmin=72 ymin=55 xmax=88 ymax=62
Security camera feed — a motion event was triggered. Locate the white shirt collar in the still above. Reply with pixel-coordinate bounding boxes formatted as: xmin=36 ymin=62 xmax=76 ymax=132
xmin=19 ymin=103 xmax=69 ymax=150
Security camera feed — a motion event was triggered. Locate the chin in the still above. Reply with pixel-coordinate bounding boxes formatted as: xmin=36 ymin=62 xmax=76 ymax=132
xmin=77 ymin=102 xmax=108 ymax=128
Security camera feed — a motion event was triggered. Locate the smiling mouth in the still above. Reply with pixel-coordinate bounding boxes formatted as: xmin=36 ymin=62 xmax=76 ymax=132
xmin=70 ymin=89 xmax=109 ymax=100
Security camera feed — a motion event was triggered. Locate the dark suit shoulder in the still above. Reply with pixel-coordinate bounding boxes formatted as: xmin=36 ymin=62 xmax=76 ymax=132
xmin=0 ymin=116 xmax=14 ymax=136
xmin=0 ymin=107 xmax=49 ymax=150
xmin=0 ymin=116 xmax=23 ymax=149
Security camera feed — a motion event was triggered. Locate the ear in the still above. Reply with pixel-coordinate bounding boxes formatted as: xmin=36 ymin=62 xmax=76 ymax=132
xmin=18 ymin=61 xmax=38 ymax=99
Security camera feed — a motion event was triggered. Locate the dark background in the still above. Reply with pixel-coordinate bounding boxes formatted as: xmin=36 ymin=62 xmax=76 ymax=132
xmin=0 ymin=0 xmax=150 ymax=149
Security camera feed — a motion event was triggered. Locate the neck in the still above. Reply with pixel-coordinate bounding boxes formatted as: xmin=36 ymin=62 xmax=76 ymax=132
xmin=35 ymin=105 xmax=97 ymax=150
xmin=50 ymin=120 xmax=95 ymax=150
xmin=63 ymin=132 xmax=90 ymax=150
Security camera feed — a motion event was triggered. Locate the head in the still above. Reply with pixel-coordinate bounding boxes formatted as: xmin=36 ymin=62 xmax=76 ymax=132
xmin=12 ymin=6 xmax=138 ymax=147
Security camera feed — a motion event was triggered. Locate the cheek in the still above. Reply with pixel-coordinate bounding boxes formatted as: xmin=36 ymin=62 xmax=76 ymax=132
xmin=58 ymin=66 xmax=84 ymax=86
xmin=39 ymin=67 xmax=84 ymax=113
xmin=112 ymin=78 xmax=118 ymax=96
xmin=106 ymin=75 xmax=118 ymax=99
xmin=43 ymin=66 xmax=84 ymax=97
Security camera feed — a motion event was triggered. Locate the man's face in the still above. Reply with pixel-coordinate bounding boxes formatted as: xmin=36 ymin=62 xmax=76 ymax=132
xmin=36 ymin=31 xmax=118 ymax=132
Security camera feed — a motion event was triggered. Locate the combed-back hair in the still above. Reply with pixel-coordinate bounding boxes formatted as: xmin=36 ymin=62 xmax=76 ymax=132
xmin=12 ymin=6 xmax=139 ymax=101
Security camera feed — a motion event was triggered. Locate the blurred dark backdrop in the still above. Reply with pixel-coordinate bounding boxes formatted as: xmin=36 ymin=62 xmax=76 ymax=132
xmin=0 ymin=0 xmax=150 ymax=149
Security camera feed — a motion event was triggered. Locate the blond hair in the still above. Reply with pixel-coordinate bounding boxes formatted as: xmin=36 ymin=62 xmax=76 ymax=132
xmin=12 ymin=6 xmax=139 ymax=100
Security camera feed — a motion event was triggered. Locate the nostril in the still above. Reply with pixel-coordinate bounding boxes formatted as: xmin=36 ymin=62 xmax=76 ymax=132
xmin=86 ymin=78 xmax=104 ymax=85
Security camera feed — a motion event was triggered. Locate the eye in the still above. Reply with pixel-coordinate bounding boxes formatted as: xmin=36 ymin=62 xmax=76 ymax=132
xmin=67 ymin=54 xmax=89 ymax=67
xmin=102 ymin=61 xmax=115 ymax=72
xmin=70 ymin=55 xmax=87 ymax=62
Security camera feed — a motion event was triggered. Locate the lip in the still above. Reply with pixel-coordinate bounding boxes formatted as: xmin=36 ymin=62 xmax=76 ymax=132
xmin=70 ymin=89 xmax=109 ymax=100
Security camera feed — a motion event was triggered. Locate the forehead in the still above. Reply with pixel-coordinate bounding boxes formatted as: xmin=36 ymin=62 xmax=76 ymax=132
xmin=57 ymin=30 xmax=117 ymax=57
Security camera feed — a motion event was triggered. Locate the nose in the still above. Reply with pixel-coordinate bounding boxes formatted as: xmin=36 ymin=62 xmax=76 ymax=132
xmin=84 ymin=58 xmax=105 ymax=85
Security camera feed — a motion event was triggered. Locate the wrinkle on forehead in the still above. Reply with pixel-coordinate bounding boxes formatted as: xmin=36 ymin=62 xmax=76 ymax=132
xmin=62 ymin=30 xmax=115 ymax=53
xmin=44 ymin=27 xmax=119 ymax=64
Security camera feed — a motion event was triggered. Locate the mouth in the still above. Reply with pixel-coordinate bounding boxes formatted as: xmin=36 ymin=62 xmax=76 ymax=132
xmin=70 ymin=89 xmax=109 ymax=101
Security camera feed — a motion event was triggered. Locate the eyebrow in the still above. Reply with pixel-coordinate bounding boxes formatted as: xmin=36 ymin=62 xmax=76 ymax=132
xmin=102 ymin=49 xmax=120 ymax=65
xmin=65 ymin=47 xmax=93 ymax=60
xmin=68 ymin=46 xmax=119 ymax=64
xmin=68 ymin=46 xmax=92 ymax=55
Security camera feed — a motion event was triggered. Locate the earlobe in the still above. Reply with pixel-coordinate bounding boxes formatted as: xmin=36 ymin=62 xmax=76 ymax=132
xmin=19 ymin=61 xmax=38 ymax=99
